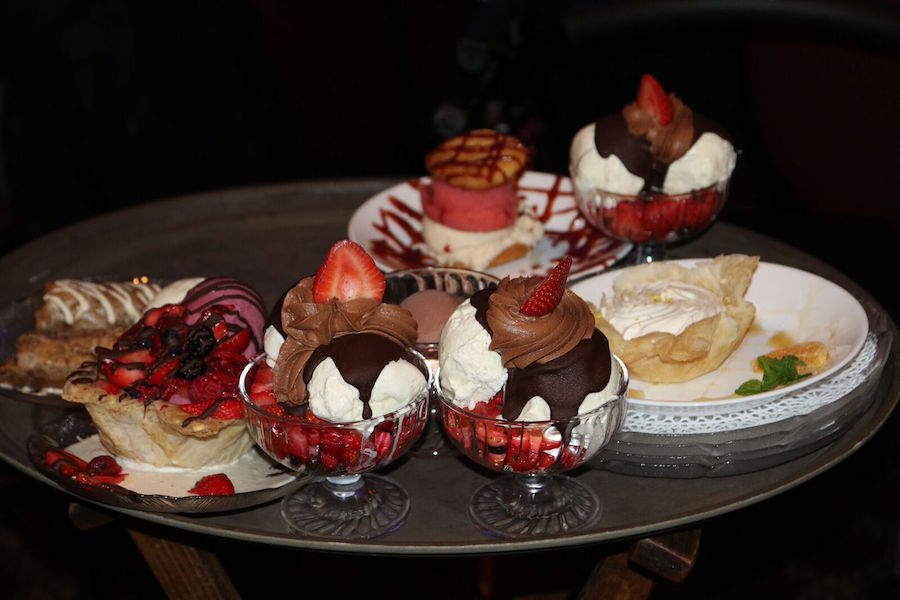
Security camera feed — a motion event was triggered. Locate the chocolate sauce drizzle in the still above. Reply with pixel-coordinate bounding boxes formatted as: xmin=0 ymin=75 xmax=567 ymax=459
xmin=301 ymin=332 xmax=424 ymax=419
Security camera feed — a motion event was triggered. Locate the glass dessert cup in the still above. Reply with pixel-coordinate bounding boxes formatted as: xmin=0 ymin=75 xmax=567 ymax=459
xmin=384 ymin=267 xmax=499 ymax=458
xmin=239 ymin=356 xmax=430 ymax=540
xmin=573 ymin=178 xmax=730 ymax=264
xmin=436 ymin=358 xmax=629 ymax=538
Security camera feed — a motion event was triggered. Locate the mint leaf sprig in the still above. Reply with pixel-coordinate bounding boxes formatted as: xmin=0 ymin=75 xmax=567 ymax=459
xmin=735 ymin=355 xmax=810 ymax=396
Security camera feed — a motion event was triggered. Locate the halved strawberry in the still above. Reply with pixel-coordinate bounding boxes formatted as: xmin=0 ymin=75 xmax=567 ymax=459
xmin=519 ymin=256 xmax=573 ymax=317
xmin=613 ymin=201 xmax=650 ymax=243
xmin=287 ymin=426 xmax=309 ymax=462
xmin=104 ymin=363 xmax=147 ymax=389
xmin=87 ymin=455 xmax=122 ymax=477
xmin=683 ymin=189 xmax=720 ymax=229
xmin=312 ymin=240 xmax=386 ymax=303
xmin=144 ymin=304 xmax=186 ymax=327
xmin=636 ymin=74 xmax=674 ymax=125
xmin=148 ymin=357 xmax=180 ymax=384
xmin=189 ymin=473 xmax=235 ymax=496
xmin=116 ymin=348 xmax=154 ymax=366
xmin=214 ymin=328 xmax=251 ymax=355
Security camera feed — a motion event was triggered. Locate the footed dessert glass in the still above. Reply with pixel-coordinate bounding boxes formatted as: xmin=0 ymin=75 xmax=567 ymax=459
xmin=573 ymin=178 xmax=730 ymax=264
xmin=239 ymin=355 xmax=430 ymax=540
xmin=436 ymin=358 xmax=628 ymax=538
xmin=383 ymin=267 xmax=499 ymax=458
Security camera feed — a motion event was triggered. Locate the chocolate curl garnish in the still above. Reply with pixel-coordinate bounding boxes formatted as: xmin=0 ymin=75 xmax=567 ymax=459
xmin=487 ymin=276 xmax=595 ymax=369
xmin=272 ymin=278 xmax=417 ymax=405
xmin=623 ymin=94 xmax=695 ymax=164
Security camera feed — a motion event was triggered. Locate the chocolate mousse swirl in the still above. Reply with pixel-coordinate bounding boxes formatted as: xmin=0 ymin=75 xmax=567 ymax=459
xmin=623 ymin=95 xmax=694 ymax=165
xmin=486 ymin=276 xmax=595 ymax=369
xmin=273 ymin=278 xmax=418 ymax=405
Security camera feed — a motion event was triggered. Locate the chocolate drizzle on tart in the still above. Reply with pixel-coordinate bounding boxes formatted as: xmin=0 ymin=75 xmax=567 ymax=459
xmin=67 ymin=278 xmax=266 ymax=428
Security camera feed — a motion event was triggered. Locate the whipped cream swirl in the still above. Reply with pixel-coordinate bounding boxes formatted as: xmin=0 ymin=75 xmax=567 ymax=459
xmin=487 ymin=276 xmax=595 ymax=369
xmin=601 ymin=281 xmax=723 ymax=341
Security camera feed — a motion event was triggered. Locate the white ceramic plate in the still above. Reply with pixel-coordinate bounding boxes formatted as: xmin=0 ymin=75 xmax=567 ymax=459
xmin=347 ymin=171 xmax=632 ymax=279
xmin=571 ymin=260 xmax=869 ymax=413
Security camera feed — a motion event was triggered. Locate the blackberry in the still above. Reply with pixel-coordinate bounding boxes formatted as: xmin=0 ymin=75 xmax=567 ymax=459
xmin=176 ymin=356 xmax=206 ymax=380
xmin=187 ymin=326 xmax=216 ymax=357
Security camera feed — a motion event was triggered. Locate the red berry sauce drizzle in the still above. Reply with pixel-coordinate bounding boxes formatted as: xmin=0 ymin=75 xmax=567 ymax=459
xmin=368 ymin=175 xmax=628 ymax=275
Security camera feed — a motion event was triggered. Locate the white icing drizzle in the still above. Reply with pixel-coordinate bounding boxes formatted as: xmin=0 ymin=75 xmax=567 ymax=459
xmin=43 ymin=279 xmax=161 ymax=325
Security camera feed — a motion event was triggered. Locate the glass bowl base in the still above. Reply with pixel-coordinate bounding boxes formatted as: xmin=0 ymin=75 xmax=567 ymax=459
xmin=280 ymin=474 xmax=410 ymax=539
xmin=468 ymin=474 xmax=600 ymax=538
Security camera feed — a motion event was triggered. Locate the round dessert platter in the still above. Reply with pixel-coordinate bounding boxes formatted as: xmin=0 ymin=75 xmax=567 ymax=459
xmin=0 ymin=179 xmax=896 ymax=555
xmin=383 ymin=267 xmax=500 ymax=459
xmin=347 ymin=171 xmax=632 ymax=280
xmin=570 ymin=260 xmax=891 ymax=477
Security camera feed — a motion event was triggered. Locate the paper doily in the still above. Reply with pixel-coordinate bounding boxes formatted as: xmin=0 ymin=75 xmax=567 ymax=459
xmin=621 ymin=334 xmax=879 ymax=436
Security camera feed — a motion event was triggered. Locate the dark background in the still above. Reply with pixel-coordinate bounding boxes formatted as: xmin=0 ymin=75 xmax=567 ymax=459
xmin=1 ymin=1 xmax=899 ymax=598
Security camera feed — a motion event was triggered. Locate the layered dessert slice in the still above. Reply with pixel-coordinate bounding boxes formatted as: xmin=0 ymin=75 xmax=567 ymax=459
xmin=0 ymin=279 xmax=162 ymax=391
xmin=420 ymin=129 xmax=543 ymax=270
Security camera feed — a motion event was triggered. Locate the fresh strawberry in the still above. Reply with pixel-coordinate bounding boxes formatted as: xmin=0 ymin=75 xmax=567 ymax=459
xmin=189 ymin=374 xmax=228 ymax=403
xmin=612 ymin=201 xmax=650 ymax=243
xmin=117 ymin=348 xmax=154 ymax=366
xmin=636 ymin=74 xmax=674 ymax=125
xmin=642 ymin=197 xmax=685 ymax=241
xmin=312 ymin=240 xmax=386 ymax=303
xmin=214 ymin=328 xmax=251 ymax=355
xmin=189 ymin=473 xmax=235 ymax=496
xmin=319 ymin=450 xmax=340 ymax=471
xmin=683 ymin=189 xmax=720 ymax=229
xmin=538 ymin=452 xmax=556 ymax=470
xmin=210 ymin=398 xmax=244 ymax=420
xmin=149 ymin=357 xmax=180 ymax=384
xmin=144 ymin=304 xmax=186 ymax=327
xmin=206 ymin=350 xmax=248 ymax=378
xmin=268 ymin=423 xmax=290 ymax=459
xmin=211 ymin=319 xmax=228 ymax=340
xmin=373 ymin=430 xmax=393 ymax=460
xmin=286 ymin=426 xmax=309 ymax=462
xmin=87 ymin=455 xmax=122 ymax=477
xmin=519 ymin=256 xmax=573 ymax=316
xmin=104 ymin=363 xmax=147 ymax=389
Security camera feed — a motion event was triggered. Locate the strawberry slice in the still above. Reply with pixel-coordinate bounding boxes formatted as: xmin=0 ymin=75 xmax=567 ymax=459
xmin=637 ymin=74 xmax=674 ymax=126
xmin=642 ymin=197 xmax=685 ymax=241
xmin=312 ymin=240 xmax=385 ymax=303
xmin=214 ymin=328 xmax=251 ymax=355
xmin=189 ymin=473 xmax=235 ymax=496
xmin=117 ymin=348 xmax=154 ymax=366
xmin=104 ymin=363 xmax=147 ymax=389
xmin=519 ymin=256 xmax=573 ymax=316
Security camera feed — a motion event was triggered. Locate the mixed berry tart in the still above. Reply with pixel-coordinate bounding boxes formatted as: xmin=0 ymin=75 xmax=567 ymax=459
xmin=61 ymin=277 xmax=266 ymax=468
